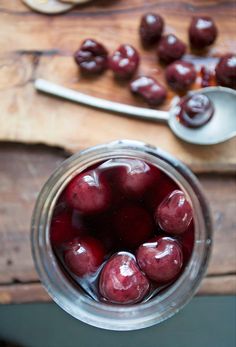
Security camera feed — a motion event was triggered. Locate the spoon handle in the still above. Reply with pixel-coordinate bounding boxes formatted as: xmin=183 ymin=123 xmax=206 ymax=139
xmin=34 ymin=79 xmax=169 ymax=123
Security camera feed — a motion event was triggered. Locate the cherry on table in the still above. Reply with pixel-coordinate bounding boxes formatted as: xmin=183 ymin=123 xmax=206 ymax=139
xmin=215 ymin=54 xmax=236 ymax=89
xmin=139 ymin=13 xmax=164 ymax=46
xmin=109 ymin=44 xmax=139 ymax=79
xmin=200 ymin=66 xmax=215 ymax=88
xmin=99 ymin=252 xmax=150 ymax=304
xmin=64 ymin=236 xmax=105 ymax=277
xmin=155 ymin=190 xmax=193 ymax=235
xmin=74 ymin=39 xmax=108 ymax=74
xmin=165 ymin=60 xmax=197 ymax=91
xmin=130 ymin=76 xmax=167 ymax=106
xmin=189 ymin=16 xmax=218 ymax=49
xmin=65 ymin=170 xmax=111 ymax=215
xmin=157 ymin=34 xmax=186 ymax=64
xmin=137 ymin=236 xmax=183 ymax=283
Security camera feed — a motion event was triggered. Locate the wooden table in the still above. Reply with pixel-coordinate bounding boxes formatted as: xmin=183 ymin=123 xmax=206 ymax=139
xmin=0 ymin=0 xmax=235 ymax=303
xmin=0 ymin=142 xmax=235 ymax=303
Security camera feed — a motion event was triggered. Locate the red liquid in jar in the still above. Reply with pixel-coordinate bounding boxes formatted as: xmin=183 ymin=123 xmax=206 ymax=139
xmin=50 ymin=158 xmax=195 ymax=304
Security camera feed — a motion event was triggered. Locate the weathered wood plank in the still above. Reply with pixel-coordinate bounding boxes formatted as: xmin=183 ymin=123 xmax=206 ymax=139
xmin=0 ymin=144 xmax=67 ymax=283
xmin=0 ymin=0 xmax=235 ymax=301
xmin=0 ymin=144 xmax=235 ymax=287
xmin=198 ymin=275 xmax=236 ymax=296
xmin=200 ymin=174 xmax=236 ymax=275
xmin=0 ymin=0 xmax=236 ymax=172
xmin=0 ymin=283 xmax=50 ymax=304
xmin=0 ymin=274 xmax=235 ymax=304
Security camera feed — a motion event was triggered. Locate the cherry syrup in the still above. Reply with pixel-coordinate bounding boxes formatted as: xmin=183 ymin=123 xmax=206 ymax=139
xmin=50 ymin=158 xmax=195 ymax=305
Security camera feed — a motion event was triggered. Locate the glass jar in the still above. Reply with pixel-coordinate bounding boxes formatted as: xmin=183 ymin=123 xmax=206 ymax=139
xmin=31 ymin=140 xmax=212 ymax=331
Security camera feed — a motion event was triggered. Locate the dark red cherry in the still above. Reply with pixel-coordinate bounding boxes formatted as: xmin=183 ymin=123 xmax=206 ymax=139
xmin=137 ymin=236 xmax=183 ymax=283
xmin=215 ymin=54 xmax=236 ymax=89
xmin=176 ymin=93 xmax=214 ymax=128
xmin=139 ymin=13 xmax=164 ymax=45
xmin=50 ymin=210 xmax=80 ymax=247
xmin=109 ymin=44 xmax=139 ymax=79
xmin=157 ymin=34 xmax=186 ymax=64
xmin=179 ymin=221 xmax=195 ymax=264
xmin=156 ymin=190 xmax=193 ymax=235
xmin=65 ymin=170 xmax=111 ymax=215
xmin=113 ymin=204 xmax=154 ymax=248
xmin=200 ymin=66 xmax=215 ymax=88
xmin=166 ymin=60 xmax=197 ymax=91
xmin=99 ymin=252 xmax=150 ymax=304
xmin=130 ymin=76 xmax=167 ymax=106
xmin=83 ymin=212 xmax=119 ymax=252
xmin=145 ymin=172 xmax=179 ymax=212
xmin=115 ymin=159 xmax=161 ymax=198
xmin=64 ymin=236 xmax=105 ymax=277
xmin=189 ymin=16 xmax=217 ymax=49
xmin=74 ymin=39 xmax=108 ymax=74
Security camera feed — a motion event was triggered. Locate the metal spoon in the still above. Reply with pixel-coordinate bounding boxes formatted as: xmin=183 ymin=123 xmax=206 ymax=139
xmin=34 ymin=79 xmax=236 ymax=145
xmin=22 ymin=0 xmax=93 ymax=14
xmin=22 ymin=0 xmax=74 ymax=14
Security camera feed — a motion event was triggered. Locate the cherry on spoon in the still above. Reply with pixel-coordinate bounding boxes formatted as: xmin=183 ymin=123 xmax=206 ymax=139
xmin=35 ymin=79 xmax=236 ymax=145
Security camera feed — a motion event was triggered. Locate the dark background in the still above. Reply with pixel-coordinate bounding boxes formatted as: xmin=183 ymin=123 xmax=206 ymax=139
xmin=0 ymin=296 xmax=235 ymax=347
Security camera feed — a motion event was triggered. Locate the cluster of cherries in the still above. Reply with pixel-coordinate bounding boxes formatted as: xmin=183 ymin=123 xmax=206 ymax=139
xmin=50 ymin=158 xmax=194 ymax=305
xmin=74 ymin=13 xmax=236 ymax=109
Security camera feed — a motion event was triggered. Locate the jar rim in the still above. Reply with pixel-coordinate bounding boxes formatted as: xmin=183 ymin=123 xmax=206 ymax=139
xmin=31 ymin=140 xmax=212 ymax=330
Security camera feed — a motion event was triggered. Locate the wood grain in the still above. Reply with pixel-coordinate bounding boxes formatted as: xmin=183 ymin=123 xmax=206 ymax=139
xmin=0 ymin=143 xmax=235 ymax=303
xmin=0 ymin=0 xmax=236 ymax=172
xmin=198 ymin=275 xmax=236 ymax=296
xmin=0 ymin=274 xmax=235 ymax=304
xmin=0 ymin=283 xmax=50 ymax=304
xmin=0 ymin=144 xmax=66 ymax=283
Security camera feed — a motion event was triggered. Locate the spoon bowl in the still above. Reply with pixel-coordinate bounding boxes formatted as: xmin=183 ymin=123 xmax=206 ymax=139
xmin=169 ymin=87 xmax=236 ymax=145
xmin=35 ymin=79 xmax=236 ymax=145
xmin=22 ymin=0 xmax=75 ymax=14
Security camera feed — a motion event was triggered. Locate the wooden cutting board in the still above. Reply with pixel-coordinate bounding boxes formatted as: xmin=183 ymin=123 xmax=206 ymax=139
xmin=0 ymin=0 xmax=236 ymax=172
